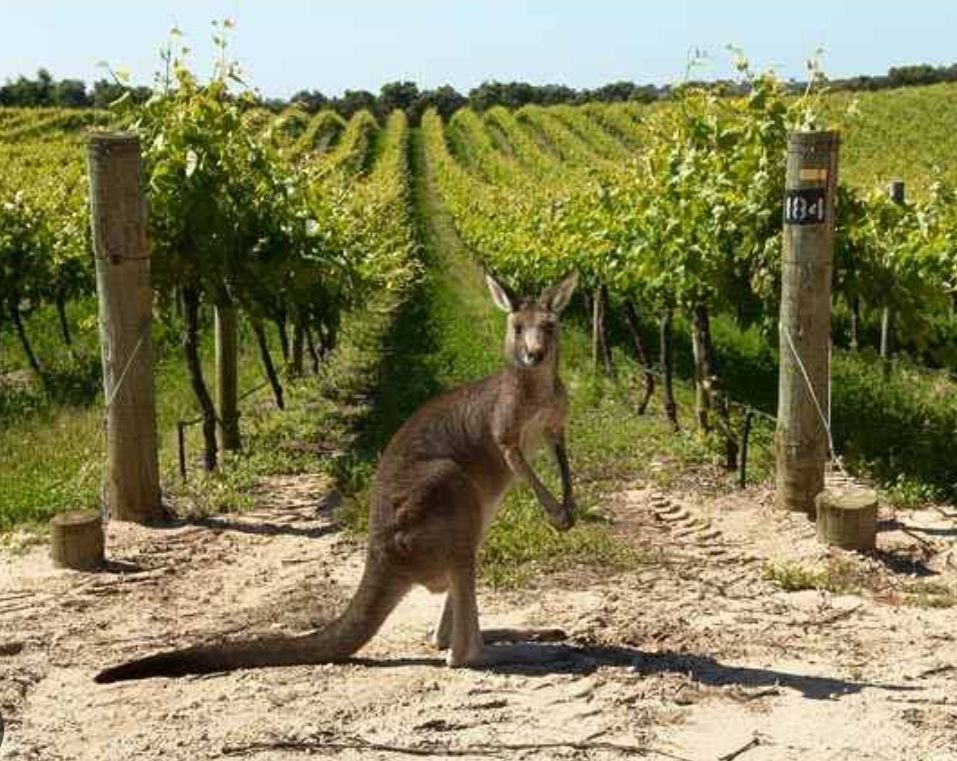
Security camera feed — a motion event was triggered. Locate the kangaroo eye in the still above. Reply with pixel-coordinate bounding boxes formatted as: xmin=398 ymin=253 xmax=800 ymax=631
xmin=513 ymin=324 xmax=523 ymax=336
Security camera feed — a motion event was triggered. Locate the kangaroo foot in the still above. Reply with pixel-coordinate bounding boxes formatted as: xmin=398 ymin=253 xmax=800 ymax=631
xmin=447 ymin=642 xmax=577 ymax=668
xmin=435 ymin=627 xmax=566 ymax=652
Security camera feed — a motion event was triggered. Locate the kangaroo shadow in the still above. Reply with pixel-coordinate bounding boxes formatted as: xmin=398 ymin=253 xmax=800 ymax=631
xmin=100 ymin=558 xmax=148 ymax=574
xmin=879 ymin=517 xmax=957 ymax=540
xmin=190 ymin=515 xmax=339 ymax=540
xmin=350 ymin=640 xmax=919 ymax=702
xmin=868 ymin=546 xmax=939 ymax=578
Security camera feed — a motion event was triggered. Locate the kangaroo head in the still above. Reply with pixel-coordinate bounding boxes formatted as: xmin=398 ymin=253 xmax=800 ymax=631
xmin=485 ymin=271 xmax=579 ymax=369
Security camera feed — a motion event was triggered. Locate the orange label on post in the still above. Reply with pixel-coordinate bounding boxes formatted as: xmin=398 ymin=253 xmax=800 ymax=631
xmin=799 ymin=168 xmax=828 ymax=182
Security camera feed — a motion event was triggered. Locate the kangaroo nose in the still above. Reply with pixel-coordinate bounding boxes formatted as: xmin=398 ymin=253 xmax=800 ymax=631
xmin=526 ymin=350 xmax=544 ymax=366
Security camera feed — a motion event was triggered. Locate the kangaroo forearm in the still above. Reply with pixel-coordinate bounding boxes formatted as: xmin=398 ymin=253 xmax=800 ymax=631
xmin=502 ymin=446 xmax=561 ymax=508
xmin=552 ymin=440 xmax=574 ymax=503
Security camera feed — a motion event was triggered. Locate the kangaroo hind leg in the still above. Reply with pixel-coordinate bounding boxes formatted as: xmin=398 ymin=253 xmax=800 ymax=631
xmin=446 ymin=559 xmax=484 ymax=667
xmin=432 ymin=593 xmax=453 ymax=650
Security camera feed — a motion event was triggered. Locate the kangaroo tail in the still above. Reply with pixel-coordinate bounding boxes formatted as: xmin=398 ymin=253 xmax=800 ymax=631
xmin=95 ymin=560 xmax=408 ymax=683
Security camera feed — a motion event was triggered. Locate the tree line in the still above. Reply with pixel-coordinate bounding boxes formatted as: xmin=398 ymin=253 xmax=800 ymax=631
xmin=5 ymin=61 xmax=957 ymax=123
xmin=0 ymin=68 xmax=151 ymax=109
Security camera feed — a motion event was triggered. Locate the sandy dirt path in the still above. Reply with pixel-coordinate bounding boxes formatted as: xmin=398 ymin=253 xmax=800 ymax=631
xmin=1 ymin=474 xmax=956 ymax=760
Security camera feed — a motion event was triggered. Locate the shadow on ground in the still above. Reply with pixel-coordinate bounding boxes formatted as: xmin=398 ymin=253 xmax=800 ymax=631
xmin=351 ymin=641 xmax=919 ymax=701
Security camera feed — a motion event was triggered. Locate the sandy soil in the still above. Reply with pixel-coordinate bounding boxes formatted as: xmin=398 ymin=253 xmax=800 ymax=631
xmin=1 ymin=474 xmax=956 ymax=761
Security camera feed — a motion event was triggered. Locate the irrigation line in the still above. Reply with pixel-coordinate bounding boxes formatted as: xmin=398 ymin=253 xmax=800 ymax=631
xmin=624 ymin=326 xmax=957 ymax=489
xmin=625 ymin=356 xmax=777 ymax=424
xmin=178 ymin=381 xmax=271 ymax=427
xmin=623 ymin=355 xmax=775 ymax=487
xmin=177 ymin=380 xmax=271 ymax=480
xmin=781 ymin=327 xmax=850 ymax=481
xmin=103 ymin=323 xmax=150 ymax=410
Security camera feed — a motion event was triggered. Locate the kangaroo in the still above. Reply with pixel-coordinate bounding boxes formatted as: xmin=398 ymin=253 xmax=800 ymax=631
xmin=95 ymin=271 xmax=579 ymax=683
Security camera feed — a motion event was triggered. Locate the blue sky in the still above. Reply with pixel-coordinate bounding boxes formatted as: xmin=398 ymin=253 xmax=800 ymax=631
xmin=1 ymin=1 xmax=955 ymax=99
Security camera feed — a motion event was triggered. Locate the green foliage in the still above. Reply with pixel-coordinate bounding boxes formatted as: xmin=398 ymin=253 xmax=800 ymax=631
xmin=272 ymin=104 xmax=312 ymax=144
xmin=0 ymin=39 xmax=418 ymax=528
xmin=832 ymin=353 xmax=957 ymax=494
xmin=424 ymin=56 xmax=957 ymax=504
xmin=323 ymin=109 xmax=380 ymax=176
xmin=6 ymin=47 xmax=957 ymax=546
xmin=823 ymin=82 xmax=957 ymax=193
xmin=0 ymin=106 xmax=93 ymax=382
xmin=623 ymin=58 xmax=818 ymax=315
xmin=0 ymin=191 xmax=52 ymax=320
xmin=119 ymin=49 xmax=310 ymax=313
xmin=293 ymin=110 xmax=347 ymax=155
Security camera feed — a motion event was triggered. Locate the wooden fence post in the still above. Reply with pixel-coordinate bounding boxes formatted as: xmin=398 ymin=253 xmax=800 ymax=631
xmin=215 ymin=303 xmax=241 ymax=451
xmin=738 ymin=409 xmax=754 ymax=489
xmin=591 ymin=287 xmax=602 ymax=373
xmin=88 ymin=133 xmax=162 ymax=523
xmin=775 ymin=131 xmax=840 ymax=516
xmin=660 ymin=308 xmax=679 ymax=432
xmin=880 ymin=180 xmax=905 ymax=364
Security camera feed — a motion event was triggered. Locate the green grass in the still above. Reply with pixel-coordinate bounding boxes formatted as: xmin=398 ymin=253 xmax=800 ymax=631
xmin=0 ymin=301 xmax=291 ymax=530
xmin=904 ymin=579 xmax=957 ymax=609
xmin=765 ymin=558 xmax=957 ymax=608
xmin=608 ymin=299 xmax=957 ymax=504
xmin=0 ymin=293 xmax=406 ymax=532
xmin=764 ymin=560 xmax=860 ymax=594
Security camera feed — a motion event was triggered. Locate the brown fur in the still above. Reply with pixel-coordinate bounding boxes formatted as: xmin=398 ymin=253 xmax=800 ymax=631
xmin=95 ymin=272 xmax=578 ymax=682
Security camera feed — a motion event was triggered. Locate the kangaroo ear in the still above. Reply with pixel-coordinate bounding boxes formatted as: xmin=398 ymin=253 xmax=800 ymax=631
xmin=485 ymin=272 xmax=516 ymax=313
xmin=538 ymin=271 xmax=579 ymax=313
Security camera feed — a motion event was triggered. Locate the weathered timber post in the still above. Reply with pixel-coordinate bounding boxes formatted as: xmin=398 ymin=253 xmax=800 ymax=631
xmin=598 ymin=285 xmax=614 ymax=376
xmin=622 ymin=299 xmax=654 ymax=414
xmin=880 ymin=180 xmax=904 ymax=364
xmin=775 ymin=131 xmax=839 ymax=515
xmin=815 ymin=487 xmax=877 ymax=550
xmin=88 ymin=133 xmax=162 ymax=523
xmin=215 ymin=303 xmax=241 ymax=451
xmin=691 ymin=305 xmax=711 ymax=432
xmin=660 ymin=308 xmax=679 ymax=432
xmin=50 ymin=510 xmax=104 ymax=570
xmin=290 ymin=321 xmax=306 ymax=378
xmin=738 ymin=409 xmax=754 ymax=489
